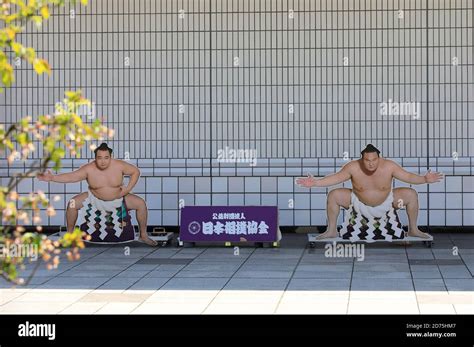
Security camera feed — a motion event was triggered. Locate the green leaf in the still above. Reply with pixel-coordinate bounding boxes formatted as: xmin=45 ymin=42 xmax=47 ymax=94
xmin=2 ymin=138 xmax=14 ymax=150
xmin=51 ymin=147 xmax=65 ymax=164
xmin=16 ymin=132 xmax=29 ymax=146
xmin=44 ymin=137 xmax=55 ymax=153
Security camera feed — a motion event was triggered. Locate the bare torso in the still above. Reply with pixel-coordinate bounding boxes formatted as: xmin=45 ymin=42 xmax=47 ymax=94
xmin=349 ymin=158 xmax=394 ymax=206
xmin=85 ymin=159 xmax=124 ymax=201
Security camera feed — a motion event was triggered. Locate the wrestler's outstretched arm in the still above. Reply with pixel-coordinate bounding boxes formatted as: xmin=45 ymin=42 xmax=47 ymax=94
xmin=296 ymin=164 xmax=351 ymax=188
xmin=118 ymin=160 xmax=141 ymax=197
xmin=391 ymin=161 xmax=443 ymax=184
xmin=37 ymin=166 xmax=88 ymax=183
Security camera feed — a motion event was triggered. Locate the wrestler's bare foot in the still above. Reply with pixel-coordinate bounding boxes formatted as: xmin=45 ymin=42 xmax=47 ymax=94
xmin=316 ymin=228 xmax=339 ymax=240
xmin=407 ymin=228 xmax=431 ymax=239
xmin=139 ymin=233 xmax=158 ymax=246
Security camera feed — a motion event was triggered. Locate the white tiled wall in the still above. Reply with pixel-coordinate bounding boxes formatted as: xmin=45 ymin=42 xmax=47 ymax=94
xmin=3 ymin=157 xmax=473 ymax=227
xmin=1 ymin=1 xmax=473 ymax=227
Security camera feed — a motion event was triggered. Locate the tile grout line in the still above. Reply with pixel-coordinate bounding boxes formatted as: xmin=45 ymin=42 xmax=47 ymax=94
xmin=51 ymin=246 xmax=130 ymax=314
xmin=346 ymin=252 xmax=356 ymax=314
xmin=58 ymin=245 xmax=161 ymax=314
xmin=201 ymin=247 xmax=259 ymax=314
xmin=432 ymin=238 xmax=455 ymax=293
xmin=449 ymin=234 xmax=474 ymax=278
xmin=273 ymin=245 xmax=312 ymax=314
xmin=129 ymin=247 xmax=211 ymax=314
xmin=429 ymin=239 xmax=454 ymax=314
xmin=446 ymin=235 xmax=470 ymax=314
xmin=7 ymin=246 xmax=113 ymax=310
xmin=405 ymin=244 xmax=422 ymax=314
xmin=97 ymin=247 xmax=183 ymax=290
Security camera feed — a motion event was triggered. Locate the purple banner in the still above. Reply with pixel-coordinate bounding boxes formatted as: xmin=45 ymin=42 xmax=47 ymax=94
xmin=179 ymin=206 xmax=279 ymax=243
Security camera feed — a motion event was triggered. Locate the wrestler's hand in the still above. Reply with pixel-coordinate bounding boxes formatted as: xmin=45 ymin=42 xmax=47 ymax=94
xmin=295 ymin=173 xmax=318 ymax=188
xmin=119 ymin=186 xmax=130 ymax=198
xmin=424 ymin=170 xmax=443 ymax=183
xmin=37 ymin=170 xmax=54 ymax=182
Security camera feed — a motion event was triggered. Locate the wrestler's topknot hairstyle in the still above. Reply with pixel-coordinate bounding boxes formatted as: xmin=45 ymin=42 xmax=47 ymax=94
xmin=94 ymin=142 xmax=113 ymax=157
xmin=361 ymin=144 xmax=380 ymax=157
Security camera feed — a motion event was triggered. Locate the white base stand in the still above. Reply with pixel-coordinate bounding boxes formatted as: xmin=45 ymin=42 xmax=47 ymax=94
xmin=49 ymin=229 xmax=174 ymax=246
xmin=307 ymin=233 xmax=434 ymax=248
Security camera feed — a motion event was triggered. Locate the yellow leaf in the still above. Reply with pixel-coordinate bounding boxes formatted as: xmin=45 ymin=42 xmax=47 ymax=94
xmin=5 ymin=28 xmax=17 ymax=40
xmin=33 ymin=59 xmax=51 ymax=75
xmin=29 ymin=15 xmax=43 ymax=29
xmin=40 ymin=6 xmax=50 ymax=20
xmin=11 ymin=42 xmax=23 ymax=55
xmin=5 ymin=14 xmax=19 ymax=24
xmin=65 ymin=90 xmax=82 ymax=103
xmin=25 ymin=47 xmax=36 ymax=61
xmin=1 ymin=63 xmax=14 ymax=86
xmin=81 ymin=0 xmax=89 ymax=5
xmin=72 ymin=115 xmax=83 ymax=126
